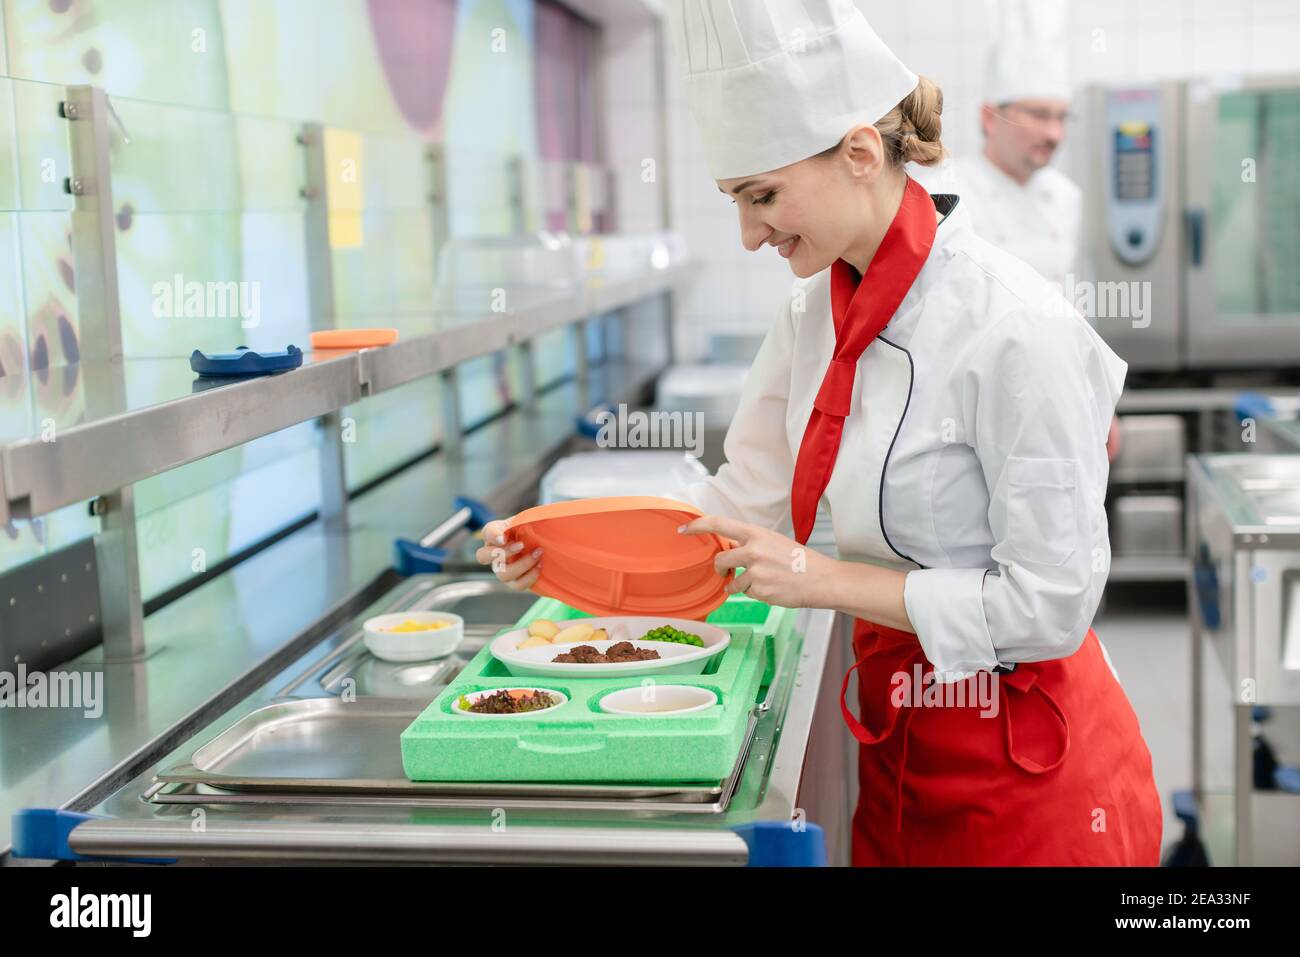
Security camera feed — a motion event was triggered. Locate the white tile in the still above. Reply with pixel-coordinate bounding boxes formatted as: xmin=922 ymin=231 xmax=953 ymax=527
xmin=606 ymin=104 xmax=656 ymax=140
xmin=1088 ymin=0 xmax=1141 ymax=27
xmin=1192 ymin=0 xmax=1251 ymax=20
xmin=917 ymin=0 xmax=965 ymax=34
xmin=1070 ymin=21 xmax=1109 ymax=85
xmin=915 ymin=49 xmax=963 ymax=89
xmin=1086 ymin=23 xmax=1148 ymax=82
xmin=1189 ymin=18 xmax=1254 ymax=75
xmin=1247 ymin=15 xmax=1300 ymax=74
xmin=857 ymin=0 xmax=906 ymax=47
xmin=1130 ymin=0 xmax=1192 ymax=25
xmin=1136 ymin=23 xmax=1193 ymax=79
xmin=675 ymin=192 xmax=725 ymax=225
xmin=956 ymin=0 xmax=997 ymax=43
xmin=687 ymin=214 xmax=739 ymax=254
xmin=677 ymin=271 xmax=734 ymax=318
xmin=1254 ymin=0 xmax=1300 ymax=19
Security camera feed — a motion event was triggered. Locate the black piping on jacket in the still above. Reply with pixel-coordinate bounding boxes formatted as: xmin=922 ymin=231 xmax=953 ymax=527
xmin=873 ymin=192 xmax=961 ymax=570
xmin=875 ymin=334 xmax=922 ymax=569
xmin=876 ymin=192 xmax=1013 ymax=672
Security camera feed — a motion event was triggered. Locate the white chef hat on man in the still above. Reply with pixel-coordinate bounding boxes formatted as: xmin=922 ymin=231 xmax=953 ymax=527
xmin=983 ymin=0 xmax=1071 ymax=104
xmin=666 ymin=0 xmax=918 ymax=181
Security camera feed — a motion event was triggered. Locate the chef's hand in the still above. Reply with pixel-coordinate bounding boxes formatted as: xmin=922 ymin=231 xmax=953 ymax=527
xmin=679 ymin=515 xmax=831 ymax=608
xmin=474 ymin=518 xmax=543 ymax=592
xmin=1106 ymin=414 xmax=1122 ymax=464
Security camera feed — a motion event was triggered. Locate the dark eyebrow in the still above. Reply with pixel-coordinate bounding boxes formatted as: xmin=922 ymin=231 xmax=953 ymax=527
xmin=718 ymin=180 xmax=767 ymax=195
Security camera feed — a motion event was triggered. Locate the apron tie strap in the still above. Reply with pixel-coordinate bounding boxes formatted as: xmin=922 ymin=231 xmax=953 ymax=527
xmin=841 ymin=633 xmax=1074 ymax=836
xmin=998 ymin=667 xmax=1071 ymax=774
xmin=839 ymin=643 xmax=928 ymax=832
xmin=839 ymin=645 xmax=927 ymax=745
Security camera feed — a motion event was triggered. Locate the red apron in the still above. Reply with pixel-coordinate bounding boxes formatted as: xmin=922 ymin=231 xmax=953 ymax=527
xmin=841 ymin=620 xmax=1163 ymax=866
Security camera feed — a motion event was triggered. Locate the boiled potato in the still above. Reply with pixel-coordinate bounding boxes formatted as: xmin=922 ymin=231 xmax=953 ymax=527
xmin=588 ymin=629 xmax=608 ymax=643
xmin=553 ymin=622 xmax=595 ymax=645
xmin=517 ymin=634 xmax=551 ymax=650
xmin=528 ymin=619 xmax=559 ymax=639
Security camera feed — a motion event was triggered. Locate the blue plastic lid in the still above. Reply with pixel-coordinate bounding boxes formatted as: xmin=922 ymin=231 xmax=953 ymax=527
xmin=190 ymin=345 xmax=303 ymax=377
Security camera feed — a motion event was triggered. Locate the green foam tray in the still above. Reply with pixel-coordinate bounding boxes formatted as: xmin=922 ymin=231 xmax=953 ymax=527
xmin=400 ymin=598 xmax=785 ymax=784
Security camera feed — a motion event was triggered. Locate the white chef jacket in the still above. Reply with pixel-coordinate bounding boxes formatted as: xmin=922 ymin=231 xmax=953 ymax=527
xmin=952 ymin=152 xmax=1083 ymax=290
xmin=678 ymin=193 xmax=1128 ymax=682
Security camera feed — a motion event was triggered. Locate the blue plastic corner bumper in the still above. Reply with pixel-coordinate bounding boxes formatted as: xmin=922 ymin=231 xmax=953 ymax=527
xmin=577 ymin=402 xmax=617 ymax=440
xmin=12 ymin=808 xmax=98 ymax=861
xmin=454 ymin=495 xmax=494 ymax=532
xmin=732 ymin=821 xmax=827 ymax=867
xmin=1171 ymin=789 xmax=1199 ymax=833
xmin=1234 ymin=391 xmax=1276 ymax=423
xmin=393 ymin=539 xmax=448 ymax=576
xmin=392 ymin=495 xmax=494 ymax=575
xmin=11 ymin=808 xmax=175 ymax=864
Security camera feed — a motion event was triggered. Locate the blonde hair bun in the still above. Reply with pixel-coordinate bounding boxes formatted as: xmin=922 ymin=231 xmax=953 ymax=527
xmin=878 ymin=75 xmax=945 ymax=167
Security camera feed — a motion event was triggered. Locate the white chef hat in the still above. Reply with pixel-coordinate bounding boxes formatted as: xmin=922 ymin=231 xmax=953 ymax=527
xmin=666 ymin=0 xmax=918 ymax=180
xmin=983 ymin=0 xmax=1071 ymax=104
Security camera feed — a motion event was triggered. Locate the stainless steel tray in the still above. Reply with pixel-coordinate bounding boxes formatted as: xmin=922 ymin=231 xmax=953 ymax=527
xmin=154 ymin=695 xmax=756 ymax=807
xmin=151 ymin=574 xmax=774 ymax=813
xmin=143 ymin=779 xmax=742 ymax=814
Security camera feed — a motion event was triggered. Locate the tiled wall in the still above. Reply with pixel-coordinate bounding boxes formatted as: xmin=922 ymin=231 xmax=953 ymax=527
xmin=0 ymin=0 xmax=601 ymax=599
xmin=603 ymin=14 xmax=668 ymax=234
xmin=666 ymin=0 xmax=1300 ymax=361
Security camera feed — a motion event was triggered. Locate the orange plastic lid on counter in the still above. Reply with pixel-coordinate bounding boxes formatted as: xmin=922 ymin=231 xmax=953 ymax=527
xmin=504 ymin=496 xmax=733 ymax=620
xmin=310 ymin=328 xmax=399 ymax=350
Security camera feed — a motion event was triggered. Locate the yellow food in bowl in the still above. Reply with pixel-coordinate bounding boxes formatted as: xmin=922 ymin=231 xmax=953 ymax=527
xmin=384 ymin=619 xmax=451 ymax=633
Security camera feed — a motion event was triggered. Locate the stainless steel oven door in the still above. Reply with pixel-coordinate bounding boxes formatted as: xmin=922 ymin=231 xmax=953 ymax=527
xmin=1185 ymin=75 xmax=1300 ymax=367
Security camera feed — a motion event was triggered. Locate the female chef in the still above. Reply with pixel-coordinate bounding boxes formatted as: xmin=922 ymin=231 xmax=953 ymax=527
xmin=476 ymin=0 xmax=1162 ymax=866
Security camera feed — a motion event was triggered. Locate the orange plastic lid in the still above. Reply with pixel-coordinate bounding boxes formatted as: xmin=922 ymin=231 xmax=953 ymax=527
xmin=505 ymin=496 xmax=733 ymax=620
xmin=310 ymin=328 xmax=399 ymax=349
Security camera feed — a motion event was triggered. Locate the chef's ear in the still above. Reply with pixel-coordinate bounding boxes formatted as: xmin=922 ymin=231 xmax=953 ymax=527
xmin=978 ymin=102 xmax=1001 ymax=139
xmin=838 ymin=124 xmax=887 ymax=182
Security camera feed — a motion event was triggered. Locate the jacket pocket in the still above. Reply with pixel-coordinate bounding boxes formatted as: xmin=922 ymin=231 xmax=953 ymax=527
xmin=1006 ymin=456 xmax=1078 ymax=567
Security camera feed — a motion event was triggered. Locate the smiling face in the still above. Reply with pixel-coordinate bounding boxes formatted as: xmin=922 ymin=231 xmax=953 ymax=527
xmin=715 ymin=125 xmax=898 ymax=279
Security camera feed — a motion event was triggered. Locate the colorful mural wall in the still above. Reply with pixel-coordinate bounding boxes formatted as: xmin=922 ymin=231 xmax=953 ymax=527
xmin=0 ymin=0 xmax=598 ymax=598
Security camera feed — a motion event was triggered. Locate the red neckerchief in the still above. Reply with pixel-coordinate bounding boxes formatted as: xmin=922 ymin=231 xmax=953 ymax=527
xmin=789 ymin=176 xmax=937 ymax=544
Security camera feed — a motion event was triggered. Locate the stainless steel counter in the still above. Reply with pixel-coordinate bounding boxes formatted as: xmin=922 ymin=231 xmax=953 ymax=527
xmin=43 ymin=575 xmax=843 ymax=865
xmin=0 ymin=358 xmax=665 ymax=857
xmin=1259 ymin=415 xmax=1300 ymax=455
xmin=2 ymin=344 xmax=856 ymax=865
xmin=1186 ymin=453 xmax=1300 ymax=866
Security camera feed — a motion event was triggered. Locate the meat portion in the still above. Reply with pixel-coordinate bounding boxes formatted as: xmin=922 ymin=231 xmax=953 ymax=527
xmin=552 ymin=641 xmax=661 ymax=664
xmin=551 ymin=644 xmax=602 ymax=664
xmin=607 ymin=641 xmax=661 ymax=662
xmin=463 ymin=689 xmax=557 ymax=714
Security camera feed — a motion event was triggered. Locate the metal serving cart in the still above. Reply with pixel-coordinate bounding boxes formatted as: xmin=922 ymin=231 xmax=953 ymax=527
xmin=1186 ymin=454 xmax=1300 ymax=865
xmin=12 ymin=573 xmax=852 ymax=866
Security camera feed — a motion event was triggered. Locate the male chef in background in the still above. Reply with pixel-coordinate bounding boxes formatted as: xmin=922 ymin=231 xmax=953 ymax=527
xmin=955 ymin=0 xmax=1081 ymax=288
xmin=948 ymin=0 xmax=1120 ymax=456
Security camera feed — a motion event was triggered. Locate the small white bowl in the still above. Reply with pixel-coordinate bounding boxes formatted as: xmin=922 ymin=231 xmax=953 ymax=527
xmin=451 ymin=687 xmax=568 ymax=718
xmin=599 ymin=684 xmax=718 ymax=716
xmin=363 ymin=611 xmax=463 ymax=662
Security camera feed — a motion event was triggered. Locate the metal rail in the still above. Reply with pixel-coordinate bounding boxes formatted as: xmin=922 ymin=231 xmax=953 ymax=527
xmin=68 ymin=819 xmax=750 ymax=865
